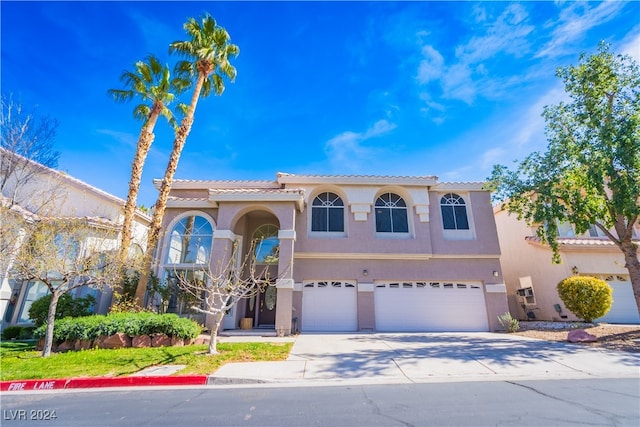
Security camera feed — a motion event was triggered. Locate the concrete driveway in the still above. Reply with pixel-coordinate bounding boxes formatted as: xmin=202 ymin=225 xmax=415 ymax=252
xmin=212 ymin=333 xmax=640 ymax=385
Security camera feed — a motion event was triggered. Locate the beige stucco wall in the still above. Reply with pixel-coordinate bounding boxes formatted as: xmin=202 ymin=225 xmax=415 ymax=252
xmin=494 ymin=209 xmax=634 ymax=322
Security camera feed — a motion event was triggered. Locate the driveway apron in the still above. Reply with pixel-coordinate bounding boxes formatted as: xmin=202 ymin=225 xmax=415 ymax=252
xmin=211 ymin=333 xmax=640 ymax=385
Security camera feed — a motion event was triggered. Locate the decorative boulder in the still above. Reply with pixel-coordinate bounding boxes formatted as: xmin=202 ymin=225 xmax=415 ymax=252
xmin=151 ymin=333 xmax=171 ymax=347
xmin=171 ymin=336 xmax=185 ymax=347
xmin=99 ymin=332 xmax=132 ymax=349
xmin=132 ymin=334 xmax=152 ymax=348
xmin=567 ymin=329 xmax=597 ymax=343
xmin=56 ymin=340 xmax=75 ymax=352
xmin=75 ymin=339 xmax=93 ymax=351
xmin=194 ymin=335 xmax=209 ymax=345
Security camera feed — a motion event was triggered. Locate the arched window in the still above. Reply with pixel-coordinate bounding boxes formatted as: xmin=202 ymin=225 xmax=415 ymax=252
xmin=253 ymin=224 xmax=279 ymax=264
xmin=375 ymin=193 xmax=408 ymax=233
xmin=311 ymin=192 xmax=344 ymax=232
xmin=440 ymin=193 xmax=469 ymax=230
xmin=165 ymin=215 xmax=213 ymax=264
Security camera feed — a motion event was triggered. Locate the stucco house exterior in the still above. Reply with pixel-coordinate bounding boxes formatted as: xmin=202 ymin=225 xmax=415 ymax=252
xmin=0 ymin=149 xmax=150 ymax=330
xmin=494 ymin=207 xmax=640 ymax=324
xmin=152 ymin=173 xmax=509 ymax=335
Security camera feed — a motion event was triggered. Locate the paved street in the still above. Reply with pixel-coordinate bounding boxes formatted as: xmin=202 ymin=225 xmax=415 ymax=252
xmin=2 ymin=378 xmax=638 ymax=426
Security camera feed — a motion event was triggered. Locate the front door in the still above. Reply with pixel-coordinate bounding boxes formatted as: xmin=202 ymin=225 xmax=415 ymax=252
xmin=257 ymin=285 xmax=277 ymax=327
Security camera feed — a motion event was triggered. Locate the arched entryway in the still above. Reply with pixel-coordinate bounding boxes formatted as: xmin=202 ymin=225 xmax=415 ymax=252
xmin=232 ymin=210 xmax=281 ymax=328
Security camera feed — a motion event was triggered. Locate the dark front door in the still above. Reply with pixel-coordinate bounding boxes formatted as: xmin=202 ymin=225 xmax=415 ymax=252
xmin=257 ymin=285 xmax=277 ymax=326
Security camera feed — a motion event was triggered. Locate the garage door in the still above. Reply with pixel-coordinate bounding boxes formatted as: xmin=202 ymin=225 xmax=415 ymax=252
xmin=375 ymin=281 xmax=489 ymax=332
xmin=302 ymin=281 xmax=358 ymax=331
xmin=596 ymin=275 xmax=640 ymax=324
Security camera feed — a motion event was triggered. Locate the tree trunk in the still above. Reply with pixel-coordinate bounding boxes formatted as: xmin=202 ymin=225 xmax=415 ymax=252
xmin=620 ymin=239 xmax=640 ymax=317
xmin=208 ymin=312 xmax=224 ymax=355
xmin=134 ymin=75 xmax=205 ymax=305
xmin=42 ymin=291 xmax=61 ymax=358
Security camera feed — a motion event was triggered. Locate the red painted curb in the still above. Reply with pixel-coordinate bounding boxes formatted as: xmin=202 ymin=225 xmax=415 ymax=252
xmin=1 ymin=376 xmax=207 ymax=391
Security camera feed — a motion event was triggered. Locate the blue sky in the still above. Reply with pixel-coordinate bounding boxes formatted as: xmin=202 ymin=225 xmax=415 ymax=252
xmin=2 ymin=1 xmax=638 ymax=208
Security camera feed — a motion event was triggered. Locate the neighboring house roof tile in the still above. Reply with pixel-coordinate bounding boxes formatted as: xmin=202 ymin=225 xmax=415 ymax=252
xmin=525 ymin=235 xmax=619 ymax=249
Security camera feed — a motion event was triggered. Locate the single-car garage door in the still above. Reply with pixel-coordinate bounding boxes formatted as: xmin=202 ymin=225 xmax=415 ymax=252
xmin=596 ymin=275 xmax=640 ymax=324
xmin=302 ymin=281 xmax=358 ymax=332
xmin=375 ymin=281 xmax=489 ymax=332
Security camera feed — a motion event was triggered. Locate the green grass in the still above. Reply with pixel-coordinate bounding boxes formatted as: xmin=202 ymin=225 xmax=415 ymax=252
xmin=0 ymin=340 xmax=292 ymax=380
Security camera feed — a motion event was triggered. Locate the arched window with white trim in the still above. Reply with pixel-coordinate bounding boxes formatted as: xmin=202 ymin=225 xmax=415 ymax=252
xmin=311 ymin=192 xmax=344 ymax=232
xmin=165 ymin=214 xmax=214 ymax=264
xmin=440 ymin=193 xmax=469 ymax=230
xmin=375 ymin=193 xmax=408 ymax=233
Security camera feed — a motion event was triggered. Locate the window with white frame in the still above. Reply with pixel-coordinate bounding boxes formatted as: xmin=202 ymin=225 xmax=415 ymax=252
xmin=375 ymin=193 xmax=409 ymax=233
xmin=253 ymin=224 xmax=279 ymax=264
xmin=165 ymin=215 xmax=213 ymax=264
xmin=311 ymin=192 xmax=344 ymax=232
xmin=440 ymin=193 xmax=469 ymax=230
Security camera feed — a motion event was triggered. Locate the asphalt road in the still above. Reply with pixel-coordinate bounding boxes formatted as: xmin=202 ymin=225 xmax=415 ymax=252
xmin=2 ymin=378 xmax=638 ymax=426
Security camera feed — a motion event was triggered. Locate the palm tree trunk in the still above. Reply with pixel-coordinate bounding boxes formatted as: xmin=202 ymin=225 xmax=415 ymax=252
xmin=134 ymin=76 xmax=205 ymax=305
xmin=119 ymin=109 xmax=161 ymax=263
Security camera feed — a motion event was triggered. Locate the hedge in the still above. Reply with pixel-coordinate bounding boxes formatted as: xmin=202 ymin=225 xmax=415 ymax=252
xmin=557 ymin=276 xmax=613 ymax=323
xmin=33 ymin=313 xmax=202 ymax=343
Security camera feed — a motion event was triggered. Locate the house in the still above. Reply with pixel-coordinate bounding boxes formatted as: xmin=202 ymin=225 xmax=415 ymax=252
xmin=0 ymin=149 xmax=150 ymax=330
xmin=494 ymin=207 xmax=640 ymax=324
xmin=152 ymin=173 xmax=509 ymax=334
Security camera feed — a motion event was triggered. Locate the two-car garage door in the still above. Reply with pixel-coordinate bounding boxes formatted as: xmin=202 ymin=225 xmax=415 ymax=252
xmin=301 ymin=280 xmax=490 ymax=332
xmin=375 ymin=281 xmax=489 ymax=332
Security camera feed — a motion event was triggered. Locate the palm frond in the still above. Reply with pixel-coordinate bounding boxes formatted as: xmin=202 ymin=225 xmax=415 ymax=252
xmin=133 ymin=104 xmax=150 ymax=121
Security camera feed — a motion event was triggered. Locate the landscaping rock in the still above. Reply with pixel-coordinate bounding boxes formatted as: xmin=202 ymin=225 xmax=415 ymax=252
xmin=151 ymin=333 xmax=171 ymax=347
xmin=567 ymin=329 xmax=597 ymax=343
xmin=75 ymin=339 xmax=93 ymax=351
xmin=56 ymin=340 xmax=75 ymax=352
xmin=132 ymin=334 xmax=151 ymax=348
xmin=100 ymin=332 xmax=132 ymax=349
xmin=195 ymin=335 xmax=210 ymax=345
xmin=171 ymin=336 xmax=185 ymax=347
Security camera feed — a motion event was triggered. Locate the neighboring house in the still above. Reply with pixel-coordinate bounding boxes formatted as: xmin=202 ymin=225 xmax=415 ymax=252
xmin=153 ymin=173 xmax=509 ymax=334
xmin=0 ymin=150 xmax=150 ymax=330
xmin=494 ymin=207 xmax=640 ymax=324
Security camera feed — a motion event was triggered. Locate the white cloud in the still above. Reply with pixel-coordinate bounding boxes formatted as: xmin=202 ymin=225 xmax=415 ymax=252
xmin=96 ymin=129 xmax=138 ymax=150
xmin=537 ymin=1 xmax=628 ymax=58
xmin=415 ymin=3 xmax=534 ymax=106
xmin=619 ymin=28 xmax=640 ymax=62
xmin=416 ymin=45 xmax=445 ymax=84
xmin=324 ymin=119 xmax=397 ymax=168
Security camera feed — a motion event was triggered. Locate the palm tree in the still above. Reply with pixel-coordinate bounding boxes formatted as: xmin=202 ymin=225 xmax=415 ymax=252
xmin=134 ymin=15 xmax=239 ymax=304
xmin=108 ymin=56 xmax=187 ymax=272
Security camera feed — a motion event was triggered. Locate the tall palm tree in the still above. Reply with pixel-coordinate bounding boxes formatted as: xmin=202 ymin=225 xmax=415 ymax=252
xmin=134 ymin=15 xmax=239 ymax=304
xmin=108 ymin=56 xmax=187 ymax=272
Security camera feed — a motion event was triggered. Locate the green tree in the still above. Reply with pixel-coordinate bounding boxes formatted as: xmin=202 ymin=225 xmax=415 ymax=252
xmin=107 ymin=56 xmax=187 ymax=264
xmin=134 ymin=14 xmax=239 ymax=304
xmin=557 ymin=276 xmax=612 ymax=323
xmin=488 ymin=43 xmax=640 ymax=315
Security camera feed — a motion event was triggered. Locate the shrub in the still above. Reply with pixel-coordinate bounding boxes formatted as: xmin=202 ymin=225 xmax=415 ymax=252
xmin=2 ymin=326 xmax=23 ymax=340
xmin=33 ymin=312 xmax=202 ymax=343
xmin=557 ymin=276 xmax=612 ymax=323
xmin=497 ymin=312 xmax=520 ymax=332
xmin=28 ymin=293 xmax=96 ymax=327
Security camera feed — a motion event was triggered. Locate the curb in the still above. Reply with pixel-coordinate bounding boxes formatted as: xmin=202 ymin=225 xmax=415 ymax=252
xmin=1 ymin=375 xmax=208 ymax=392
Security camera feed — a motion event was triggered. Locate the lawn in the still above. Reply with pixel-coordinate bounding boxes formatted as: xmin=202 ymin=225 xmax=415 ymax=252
xmin=0 ymin=340 xmax=292 ymax=381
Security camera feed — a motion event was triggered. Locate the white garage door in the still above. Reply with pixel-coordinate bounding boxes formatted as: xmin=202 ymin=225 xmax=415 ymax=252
xmin=597 ymin=275 xmax=640 ymax=324
xmin=302 ymin=281 xmax=358 ymax=332
xmin=375 ymin=281 xmax=489 ymax=332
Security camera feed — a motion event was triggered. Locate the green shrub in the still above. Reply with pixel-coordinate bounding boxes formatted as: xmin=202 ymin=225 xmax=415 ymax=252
xmin=33 ymin=312 xmax=202 ymax=343
xmin=497 ymin=312 xmax=520 ymax=332
xmin=557 ymin=276 xmax=613 ymax=323
xmin=28 ymin=293 xmax=96 ymax=327
xmin=1 ymin=326 xmax=23 ymax=340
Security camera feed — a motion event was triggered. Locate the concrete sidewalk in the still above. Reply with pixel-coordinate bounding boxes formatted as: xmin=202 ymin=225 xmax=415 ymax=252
xmin=211 ymin=332 xmax=640 ymax=385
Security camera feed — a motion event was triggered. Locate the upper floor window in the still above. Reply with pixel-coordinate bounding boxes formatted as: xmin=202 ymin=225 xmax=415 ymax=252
xmin=440 ymin=193 xmax=469 ymax=230
xmin=165 ymin=215 xmax=213 ymax=264
xmin=253 ymin=224 xmax=279 ymax=264
xmin=311 ymin=192 xmax=344 ymax=232
xmin=375 ymin=193 xmax=408 ymax=233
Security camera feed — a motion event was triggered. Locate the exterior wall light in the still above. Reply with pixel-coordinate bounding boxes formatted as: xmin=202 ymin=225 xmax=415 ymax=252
xmin=363 ymin=269 xmax=368 ymax=276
